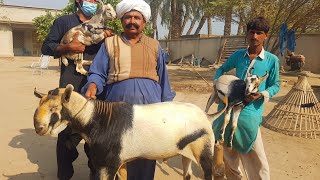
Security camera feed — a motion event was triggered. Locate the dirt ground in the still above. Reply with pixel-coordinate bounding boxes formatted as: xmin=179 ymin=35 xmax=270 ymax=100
xmin=1 ymin=57 xmax=320 ymax=180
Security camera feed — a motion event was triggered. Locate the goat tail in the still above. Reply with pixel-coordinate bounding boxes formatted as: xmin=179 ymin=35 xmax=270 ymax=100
xmin=207 ymin=97 xmax=228 ymax=125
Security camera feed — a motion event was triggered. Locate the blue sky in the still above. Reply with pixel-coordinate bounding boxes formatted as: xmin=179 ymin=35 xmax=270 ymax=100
xmin=4 ymin=0 xmax=238 ymax=38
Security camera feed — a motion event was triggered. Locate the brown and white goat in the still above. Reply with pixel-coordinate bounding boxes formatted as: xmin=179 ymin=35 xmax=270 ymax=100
xmin=205 ymin=67 xmax=268 ymax=148
xmin=60 ymin=1 xmax=116 ymax=75
xmin=33 ymin=84 xmax=227 ymax=180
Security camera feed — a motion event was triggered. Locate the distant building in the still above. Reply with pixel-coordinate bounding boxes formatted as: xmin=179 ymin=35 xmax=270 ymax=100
xmin=0 ymin=5 xmax=59 ymax=58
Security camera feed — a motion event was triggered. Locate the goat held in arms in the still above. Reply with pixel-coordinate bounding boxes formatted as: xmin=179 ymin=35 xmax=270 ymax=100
xmin=33 ymin=84 xmax=227 ymax=180
xmin=205 ymin=67 xmax=268 ymax=148
xmin=60 ymin=1 xmax=116 ymax=75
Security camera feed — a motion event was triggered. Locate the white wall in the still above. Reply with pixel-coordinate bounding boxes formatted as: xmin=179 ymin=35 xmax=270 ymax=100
xmin=0 ymin=5 xmax=59 ymax=24
xmin=0 ymin=5 xmax=59 ymax=58
xmin=0 ymin=24 xmax=14 ymax=58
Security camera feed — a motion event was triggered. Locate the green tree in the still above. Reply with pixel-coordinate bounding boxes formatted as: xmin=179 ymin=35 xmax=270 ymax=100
xmin=156 ymin=0 xmax=209 ymax=39
xmin=238 ymin=0 xmax=320 ymax=53
xmin=33 ymin=11 xmax=58 ymax=42
xmin=207 ymin=0 xmax=242 ymax=36
xmin=190 ymin=0 xmax=209 ymax=35
xmin=206 ymin=0 xmax=320 ymax=54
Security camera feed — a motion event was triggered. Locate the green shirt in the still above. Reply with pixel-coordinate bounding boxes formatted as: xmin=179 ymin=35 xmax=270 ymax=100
xmin=213 ymin=48 xmax=280 ymax=154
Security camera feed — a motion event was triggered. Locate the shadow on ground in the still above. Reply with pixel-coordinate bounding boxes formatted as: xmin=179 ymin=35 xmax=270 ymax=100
xmin=22 ymin=65 xmax=60 ymax=71
xmin=7 ymin=128 xmax=57 ymax=180
xmin=156 ymin=156 xmax=203 ymax=179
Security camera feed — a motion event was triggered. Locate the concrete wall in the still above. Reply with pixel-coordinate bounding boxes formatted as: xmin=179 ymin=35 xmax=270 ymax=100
xmin=294 ymin=34 xmax=320 ymax=73
xmin=160 ymin=36 xmax=223 ymax=63
xmin=0 ymin=5 xmax=58 ymax=58
xmin=0 ymin=24 xmax=14 ymax=58
xmin=160 ymin=34 xmax=320 ymax=73
xmin=0 ymin=5 xmax=59 ymax=24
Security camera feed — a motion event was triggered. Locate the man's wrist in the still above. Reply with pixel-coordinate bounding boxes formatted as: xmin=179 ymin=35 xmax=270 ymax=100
xmin=88 ymin=83 xmax=97 ymax=90
xmin=56 ymin=44 xmax=69 ymax=54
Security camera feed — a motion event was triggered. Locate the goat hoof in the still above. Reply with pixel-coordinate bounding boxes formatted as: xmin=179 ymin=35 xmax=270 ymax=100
xmin=219 ymin=135 xmax=224 ymax=142
xmin=227 ymin=141 xmax=232 ymax=149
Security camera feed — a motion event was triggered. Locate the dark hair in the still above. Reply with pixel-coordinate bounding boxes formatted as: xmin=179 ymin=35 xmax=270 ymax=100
xmin=75 ymin=0 xmax=80 ymax=8
xmin=246 ymin=16 xmax=270 ymax=33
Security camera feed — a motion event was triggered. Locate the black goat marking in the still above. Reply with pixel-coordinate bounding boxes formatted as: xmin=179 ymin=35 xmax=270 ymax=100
xmin=48 ymin=88 xmax=59 ymax=96
xmin=177 ymin=129 xmax=207 ymax=150
xmin=228 ymin=80 xmax=246 ymax=106
xmin=49 ymin=113 xmax=59 ymax=127
xmin=217 ymin=90 xmax=225 ymax=96
xmin=82 ymin=23 xmax=93 ymax=31
xmin=73 ymin=100 xmax=134 ymax=171
xmin=186 ymin=174 xmax=191 ymax=180
xmin=200 ymin=144 xmax=213 ymax=180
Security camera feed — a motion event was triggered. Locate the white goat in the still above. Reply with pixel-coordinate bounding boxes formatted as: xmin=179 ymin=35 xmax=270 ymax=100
xmin=60 ymin=1 xmax=116 ymax=75
xmin=205 ymin=67 xmax=268 ymax=147
xmin=33 ymin=84 xmax=227 ymax=180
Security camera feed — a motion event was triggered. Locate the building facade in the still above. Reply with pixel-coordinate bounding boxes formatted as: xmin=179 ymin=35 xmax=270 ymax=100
xmin=0 ymin=5 xmax=59 ymax=58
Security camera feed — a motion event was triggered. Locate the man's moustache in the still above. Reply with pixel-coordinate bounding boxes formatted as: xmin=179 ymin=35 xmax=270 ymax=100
xmin=125 ymin=23 xmax=140 ymax=29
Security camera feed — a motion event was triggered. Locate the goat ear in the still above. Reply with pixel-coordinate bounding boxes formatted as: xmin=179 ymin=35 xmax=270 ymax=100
xmin=260 ymin=71 xmax=269 ymax=83
xmin=34 ymin=88 xmax=45 ymax=98
xmin=62 ymin=84 xmax=74 ymax=103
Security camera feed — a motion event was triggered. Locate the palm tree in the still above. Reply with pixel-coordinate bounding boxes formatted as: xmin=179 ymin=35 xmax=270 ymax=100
xmin=192 ymin=0 xmax=210 ymax=35
xmin=149 ymin=0 xmax=162 ymax=39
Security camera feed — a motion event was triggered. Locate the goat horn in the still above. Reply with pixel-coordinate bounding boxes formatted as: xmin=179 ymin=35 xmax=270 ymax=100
xmin=259 ymin=71 xmax=269 ymax=83
xmin=34 ymin=88 xmax=46 ymax=98
xmin=247 ymin=67 xmax=254 ymax=77
xmin=205 ymin=91 xmax=217 ymax=113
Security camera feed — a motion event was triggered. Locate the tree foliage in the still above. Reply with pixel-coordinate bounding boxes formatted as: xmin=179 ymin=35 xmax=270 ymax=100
xmin=204 ymin=0 xmax=320 ymax=54
xmin=33 ymin=11 xmax=58 ymax=42
xmin=33 ymin=0 xmax=320 ymax=45
xmin=33 ymin=0 xmax=153 ymax=43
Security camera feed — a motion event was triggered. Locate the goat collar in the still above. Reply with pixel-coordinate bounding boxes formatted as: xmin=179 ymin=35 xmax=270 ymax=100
xmin=72 ymin=100 xmax=89 ymax=119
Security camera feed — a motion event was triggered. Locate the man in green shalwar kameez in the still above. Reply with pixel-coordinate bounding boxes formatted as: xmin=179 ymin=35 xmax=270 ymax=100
xmin=213 ymin=16 xmax=280 ymax=180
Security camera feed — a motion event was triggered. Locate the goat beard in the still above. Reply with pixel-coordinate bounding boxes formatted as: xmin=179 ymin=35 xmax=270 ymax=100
xmin=125 ymin=23 xmax=140 ymax=30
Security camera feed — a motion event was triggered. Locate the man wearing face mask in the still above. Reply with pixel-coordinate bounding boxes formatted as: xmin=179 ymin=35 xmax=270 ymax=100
xmin=81 ymin=0 xmax=176 ymax=179
xmin=41 ymin=0 xmax=113 ymax=179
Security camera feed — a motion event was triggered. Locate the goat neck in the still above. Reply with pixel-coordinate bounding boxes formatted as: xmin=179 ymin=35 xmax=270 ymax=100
xmin=63 ymin=91 xmax=95 ymax=127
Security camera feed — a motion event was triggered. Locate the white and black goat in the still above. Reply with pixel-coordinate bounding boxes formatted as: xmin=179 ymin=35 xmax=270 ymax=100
xmin=33 ymin=84 xmax=228 ymax=180
xmin=60 ymin=1 xmax=116 ymax=75
xmin=205 ymin=67 xmax=268 ymax=148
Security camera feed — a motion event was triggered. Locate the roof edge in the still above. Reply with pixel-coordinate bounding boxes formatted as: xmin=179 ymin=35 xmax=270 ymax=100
xmin=2 ymin=4 xmax=62 ymax=11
